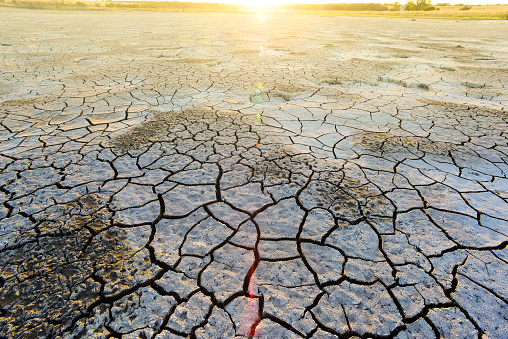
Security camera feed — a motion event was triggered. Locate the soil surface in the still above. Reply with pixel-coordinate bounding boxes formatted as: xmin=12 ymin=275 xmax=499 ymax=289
xmin=1 ymin=8 xmax=508 ymax=339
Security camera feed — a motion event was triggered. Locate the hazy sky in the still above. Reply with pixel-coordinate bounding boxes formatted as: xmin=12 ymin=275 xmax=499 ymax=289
xmin=213 ymin=0 xmax=508 ymax=5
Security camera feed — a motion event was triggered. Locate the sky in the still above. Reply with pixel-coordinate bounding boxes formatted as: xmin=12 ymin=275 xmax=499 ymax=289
xmin=116 ymin=0 xmax=508 ymax=7
xmin=196 ymin=0 xmax=508 ymax=5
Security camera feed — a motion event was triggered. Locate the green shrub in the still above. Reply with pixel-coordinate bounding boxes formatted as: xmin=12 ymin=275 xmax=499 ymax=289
xmin=405 ymin=0 xmax=436 ymax=11
xmin=460 ymin=5 xmax=472 ymax=10
xmin=388 ymin=1 xmax=402 ymax=10
xmin=75 ymin=1 xmax=86 ymax=6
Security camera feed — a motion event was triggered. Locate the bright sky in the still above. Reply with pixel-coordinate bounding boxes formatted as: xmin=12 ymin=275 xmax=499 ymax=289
xmin=211 ymin=0 xmax=508 ymax=5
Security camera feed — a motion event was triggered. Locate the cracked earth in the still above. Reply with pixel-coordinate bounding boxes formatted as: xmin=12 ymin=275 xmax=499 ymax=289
xmin=1 ymin=8 xmax=508 ymax=339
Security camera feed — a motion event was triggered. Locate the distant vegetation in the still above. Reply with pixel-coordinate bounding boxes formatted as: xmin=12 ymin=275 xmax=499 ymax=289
xmin=102 ymin=1 xmax=239 ymax=10
xmin=281 ymin=1 xmax=439 ymax=11
xmin=0 ymin=0 xmax=241 ymax=10
xmin=1 ymin=0 xmax=507 ymax=19
xmin=403 ymin=0 xmax=435 ymax=11
xmin=281 ymin=3 xmax=390 ymax=11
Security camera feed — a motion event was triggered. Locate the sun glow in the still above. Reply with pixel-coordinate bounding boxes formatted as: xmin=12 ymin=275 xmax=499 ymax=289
xmin=193 ymin=0 xmax=508 ymax=6
xmin=227 ymin=0 xmax=289 ymax=9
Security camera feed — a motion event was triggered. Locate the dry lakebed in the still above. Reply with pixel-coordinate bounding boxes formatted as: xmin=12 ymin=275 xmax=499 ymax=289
xmin=0 ymin=7 xmax=508 ymax=339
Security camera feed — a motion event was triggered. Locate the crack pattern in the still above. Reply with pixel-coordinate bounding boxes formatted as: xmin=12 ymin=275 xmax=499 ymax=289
xmin=1 ymin=10 xmax=508 ymax=339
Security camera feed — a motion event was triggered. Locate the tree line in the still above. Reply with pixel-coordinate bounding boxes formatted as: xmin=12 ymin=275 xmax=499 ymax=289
xmin=1 ymin=0 xmax=444 ymax=12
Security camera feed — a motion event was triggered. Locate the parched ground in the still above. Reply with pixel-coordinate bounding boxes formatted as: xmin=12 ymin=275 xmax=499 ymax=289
xmin=0 ymin=7 xmax=508 ymax=339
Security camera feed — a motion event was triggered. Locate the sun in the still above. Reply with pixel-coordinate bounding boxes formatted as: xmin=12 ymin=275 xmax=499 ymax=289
xmin=227 ymin=0 xmax=288 ymax=9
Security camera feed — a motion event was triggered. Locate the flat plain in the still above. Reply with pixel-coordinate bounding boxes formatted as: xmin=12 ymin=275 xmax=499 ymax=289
xmin=1 ymin=8 xmax=508 ymax=338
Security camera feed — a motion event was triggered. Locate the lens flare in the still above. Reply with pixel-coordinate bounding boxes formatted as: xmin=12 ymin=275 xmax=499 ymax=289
xmin=239 ymin=272 xmax=261 ymax=336
xmin=256 ymin=13 xmax=268 ymax=23
xmin=252 ymin=82 xmax=265 ymax=105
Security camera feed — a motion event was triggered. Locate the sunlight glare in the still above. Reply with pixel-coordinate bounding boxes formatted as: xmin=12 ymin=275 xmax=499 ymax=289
xmin=256 ymin=13 xmax=268 ymax=23
xmin=238 ymin=0 xmax=278 ymax=8
xmin=233 ymin=0 xmax=289 ymax=11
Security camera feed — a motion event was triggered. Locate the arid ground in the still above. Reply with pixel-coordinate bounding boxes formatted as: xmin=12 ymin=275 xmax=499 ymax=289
xmin=0 ymin=8 xmax=507 ymax=338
